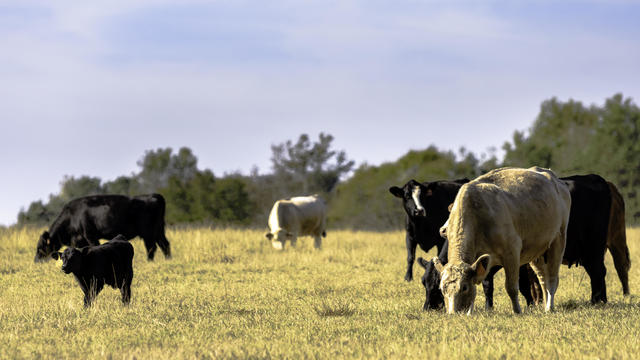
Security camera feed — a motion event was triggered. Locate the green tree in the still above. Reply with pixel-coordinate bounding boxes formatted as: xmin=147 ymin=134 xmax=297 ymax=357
xmin=136 ymin=147 xmax=198 ymax=193
xmin=271 ymin=133 xmax=355 ymax=194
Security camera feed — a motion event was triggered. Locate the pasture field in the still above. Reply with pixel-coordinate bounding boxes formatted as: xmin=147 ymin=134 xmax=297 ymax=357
xmin=1 ymin=227 xmax=640 ymax=359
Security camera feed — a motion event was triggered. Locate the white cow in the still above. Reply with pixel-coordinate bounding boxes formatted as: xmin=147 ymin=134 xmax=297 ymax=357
xmin=436 ymin=167 xmax=571 ymax=314
xmin=265 ymin=195 xmax=327 ymax=250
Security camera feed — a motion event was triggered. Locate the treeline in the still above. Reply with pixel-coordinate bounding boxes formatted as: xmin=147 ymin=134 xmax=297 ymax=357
xmin=18 ymin=133 xmax=354 ymax=228
xmin=18 ymin=93 xmax=640 ymax=229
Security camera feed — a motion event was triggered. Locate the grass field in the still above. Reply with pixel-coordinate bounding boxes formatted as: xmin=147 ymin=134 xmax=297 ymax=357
xmin=1 ymin=227 xmax=639 ymax=359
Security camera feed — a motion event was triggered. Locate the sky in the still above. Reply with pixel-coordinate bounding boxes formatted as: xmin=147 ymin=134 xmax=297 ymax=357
xmin=1 ymin=0 xmax=639 ymax=226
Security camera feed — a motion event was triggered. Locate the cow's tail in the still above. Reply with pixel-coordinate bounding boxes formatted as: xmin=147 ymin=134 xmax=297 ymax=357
xmin=606 ymin=182 xmax=631 ymax=295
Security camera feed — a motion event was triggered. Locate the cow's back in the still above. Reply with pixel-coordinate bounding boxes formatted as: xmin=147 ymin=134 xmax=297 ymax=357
xmin=85 ymin=241 xmax=134 ymax=287
xmin=289 ymin=196 xmax=327 ymax=235
xmin=268 ymin=196 xmax=326 ymax=236
xmin=66 ymin=194 xmax=164 ymax=239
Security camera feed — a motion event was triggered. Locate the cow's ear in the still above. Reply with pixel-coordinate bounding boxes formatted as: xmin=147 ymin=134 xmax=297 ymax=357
xmin=471 ymin=254 xmax=491 ymax=283
xmin=265 ymin=233 xmax=273 ymax=240
xmin=447 ymin=203 xmax=454 ymax=212
xmin=389 ymin=186 xmax=403 ymax=198
xmin=417 ymin=257 xmax=430 ymax=269
xmin=433 ymin=257 xmax=445 ymax=273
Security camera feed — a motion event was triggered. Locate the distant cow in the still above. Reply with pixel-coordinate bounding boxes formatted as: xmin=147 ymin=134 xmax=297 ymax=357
xmin=436 ymin=167 xmax=571 ymax=314
xmin=35 ymin=194 xmax=171 ymax=262
xmin=389 ymin=179 xmax=468 ymax=281
xmin=265 ymin=195 xmax=327 ymax=250
xmin=52 ymin=235 xmax=134 ymax=307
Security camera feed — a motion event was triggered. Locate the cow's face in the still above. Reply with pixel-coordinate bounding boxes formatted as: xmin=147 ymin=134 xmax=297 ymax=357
xmin=265 ymin=230 xmax=291 ymax=250
xmin=417 ymin=257 xmax=444 ymax=310
xmin=34 ymin=231 xmax=57 ymax=263
xmin=439 ymin=255 xmax=490 ymax=314
xmin=389 ymin=180 xmax=429 ymax=218
xmin=57 ymin=248 xmax=82 ymax=274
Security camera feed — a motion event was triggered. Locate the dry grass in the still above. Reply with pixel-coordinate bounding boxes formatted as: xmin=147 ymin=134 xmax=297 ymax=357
xmin=1 ymin=226 xmax=639 ymax=359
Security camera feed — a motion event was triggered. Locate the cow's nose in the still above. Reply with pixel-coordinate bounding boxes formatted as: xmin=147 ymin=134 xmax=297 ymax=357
xmin=439 ymin=227 xmax=447 ymax=239
xmin=413 ymin=209 xmax=426 ymax=217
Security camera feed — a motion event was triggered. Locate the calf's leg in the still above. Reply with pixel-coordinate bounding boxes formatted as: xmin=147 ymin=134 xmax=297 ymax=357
xmin=314 ymin=235 xmax=322 ymax=249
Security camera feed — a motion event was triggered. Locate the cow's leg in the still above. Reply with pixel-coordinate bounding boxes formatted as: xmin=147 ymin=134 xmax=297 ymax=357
xmin=404 ymin=233 xmax=417 ymax=282
xmin=289 ymin=235 xmax=297 ymax=248
xmin=503 ymin=257 xmax=522 ymax=314
xmin=157 ymin=232 xmax=172 ymax=259
xmin=583 ymin=258 xmax=608 ymax=304
xmin=531 ymin=236 xmax=564 ymax=312
xmin=482 ymin=266 xmax=498 ymax=310
xmin=313 ymin=235 xmax=322 ymax=249
xmin=142 ymin=237 xmax=158 ymax=261
xmin=608 ymin=243 xmax=630 ymax=295
xmin=518 ymin=265 xmax=535 ymax=306
xmin=83 ymin=278 xmax=103 ymax=307
xmin=121 ymin=274 xmax=132 ymax=305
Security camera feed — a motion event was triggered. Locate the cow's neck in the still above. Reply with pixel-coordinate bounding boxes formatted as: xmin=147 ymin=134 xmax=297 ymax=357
xmin=446 ymin=189 xmax=477 ymax=265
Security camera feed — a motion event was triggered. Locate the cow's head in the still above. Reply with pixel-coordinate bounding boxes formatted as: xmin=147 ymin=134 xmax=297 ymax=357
xmin=439 ymin=254 xmax=490 ymax=314
xmin=52 ymin=247 xmax=83 ymax=274
xmin=389 ymin=179 xmax=429 ymax=217
xmin=264 ymin=230 xmax=292 ymax=250
xmin=417 ymin=257 xmax=444 ymax=310
xmin=34 ymin=231 xmax=59 ymax=263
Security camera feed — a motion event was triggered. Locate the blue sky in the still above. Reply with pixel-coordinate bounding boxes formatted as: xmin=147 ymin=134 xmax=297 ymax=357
xmin=1 ymin=0 xmax=639 ymax=226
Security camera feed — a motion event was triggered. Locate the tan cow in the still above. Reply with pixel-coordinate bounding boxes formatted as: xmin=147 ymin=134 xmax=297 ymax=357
xmin=265 ymin=195 xmax=327 ymax=250
xmin=436 ymin=167 xmax=571 ymax=314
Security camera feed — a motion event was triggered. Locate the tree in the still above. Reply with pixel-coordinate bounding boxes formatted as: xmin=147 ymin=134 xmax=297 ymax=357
xmin=270 ymin=133 xmax=355 ymax=194
xmin=136 ymin=147 xmax=198 ymax=193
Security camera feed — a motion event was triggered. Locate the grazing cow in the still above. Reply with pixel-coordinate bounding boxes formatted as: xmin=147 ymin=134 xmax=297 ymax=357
xmin=419 ymin=174 xmax=631 ymax=310
xmin=436 ymin=167 xmax=571 ymax=314
xmin=35 ymin=194 xmax=171 ymax=262
xmin=389 ymin=179 xmax=468 ymax=281
xmin=265 ymin=195 xmax=327 ymax=250
xmin=390 ymin=178 xmax=536 ymax=309
xmin=52 ymin=235 xmax=134 ymax=307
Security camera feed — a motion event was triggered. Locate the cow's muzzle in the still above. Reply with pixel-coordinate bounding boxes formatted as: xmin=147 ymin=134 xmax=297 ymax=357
xmin=413 ymin=208 xmax=426 ymax=217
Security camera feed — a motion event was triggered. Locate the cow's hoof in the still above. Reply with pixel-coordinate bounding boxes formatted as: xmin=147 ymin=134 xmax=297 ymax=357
xmin=404 ymin=273 xmax=413 ymax=282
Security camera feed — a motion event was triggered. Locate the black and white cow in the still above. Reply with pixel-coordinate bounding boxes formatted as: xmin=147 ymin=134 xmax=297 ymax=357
xmin=35 ymin=194 xmax=171 ymax=262
xmin=389 ymin=179 xmax=468 ymax=282
xmin=52 ymin=235 xmax=134 ymax=307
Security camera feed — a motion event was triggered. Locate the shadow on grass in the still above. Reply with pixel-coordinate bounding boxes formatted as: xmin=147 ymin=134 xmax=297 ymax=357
xmin=557 ymin=297 xmax=640 ymax=312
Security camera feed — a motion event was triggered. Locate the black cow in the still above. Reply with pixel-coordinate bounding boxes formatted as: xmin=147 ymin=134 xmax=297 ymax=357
xmin=389 ymin=179 xmax=468 ymax=282
xmin=418 ymin=174 xmax=628 ymax=310
xmin=52 ymin=235 xmax=134 ymax=307
xmin=35 ymin=194 xmax=171 ymax=262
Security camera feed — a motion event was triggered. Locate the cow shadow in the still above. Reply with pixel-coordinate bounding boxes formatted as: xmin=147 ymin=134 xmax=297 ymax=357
xmin=557 ymin=296 xmax=640 ymax=312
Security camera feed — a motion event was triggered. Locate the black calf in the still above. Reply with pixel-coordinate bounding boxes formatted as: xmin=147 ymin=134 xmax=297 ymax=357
xmin=53 ymin=235 xmax=134 ymax=307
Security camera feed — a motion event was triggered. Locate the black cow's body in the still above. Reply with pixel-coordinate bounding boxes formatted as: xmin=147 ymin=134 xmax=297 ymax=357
xmin=35 ymin=194 xmax=171 ymax=262
xmin=419 ymin=173 xmax=627 ymax=310
xmin=53 ymin=235 xmax=134 ymax=307
xmin=389 ymin=179 xmax=467 ymax=282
